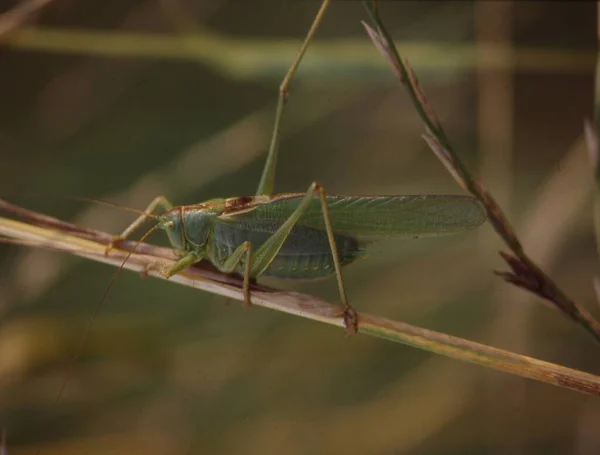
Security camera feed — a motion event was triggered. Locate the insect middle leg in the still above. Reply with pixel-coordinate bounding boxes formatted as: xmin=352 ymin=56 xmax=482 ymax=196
xmin=221 ymin=182 xmax=358 ymax=334
xmin=213 ymin=240 xmax=254 ymax=308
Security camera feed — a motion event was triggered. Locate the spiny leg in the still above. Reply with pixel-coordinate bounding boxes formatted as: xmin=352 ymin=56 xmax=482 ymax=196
xmin=233 ymin=182 xmax=357 ymax=334
xmin=220 ymin=279 xmax=258 ymax=309
xmin=214 ymin=241 xmax=254 ymax=308
xmin=315 ymin=185 xmax=357 ymax=334
xmin=144 ymin=252 xmax=202 ymax=279
xmin=256 ymin=0 xmax=331 ymax=196
xmin=105 ymin=195 xmax=173 ymax=255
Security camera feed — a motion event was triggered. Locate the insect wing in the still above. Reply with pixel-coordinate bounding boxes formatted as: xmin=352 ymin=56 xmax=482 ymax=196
xmin=219 ymin=194 xmax=486 ymax=239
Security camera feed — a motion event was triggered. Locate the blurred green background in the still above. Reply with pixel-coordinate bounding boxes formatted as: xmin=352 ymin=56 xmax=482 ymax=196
xmin=1 ymin=0 xmax=600 ymax=453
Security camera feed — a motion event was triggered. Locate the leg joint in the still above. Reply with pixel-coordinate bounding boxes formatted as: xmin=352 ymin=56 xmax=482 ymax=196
xmin=309 ymin=181 xmax=323 ymax=192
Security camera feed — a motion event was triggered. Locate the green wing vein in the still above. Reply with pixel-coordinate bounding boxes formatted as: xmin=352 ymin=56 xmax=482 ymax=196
xmin=222 ymin=194 xmax=486 ymax=240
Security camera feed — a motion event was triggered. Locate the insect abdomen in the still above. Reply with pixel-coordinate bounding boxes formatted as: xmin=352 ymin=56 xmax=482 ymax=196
xmin=211 ymin=223 xmax=362 ymax=279
xmin=262 ymin=243 xmax=358 ymax=279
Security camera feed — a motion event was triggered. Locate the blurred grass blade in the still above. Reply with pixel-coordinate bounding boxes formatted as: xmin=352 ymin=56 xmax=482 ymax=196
xmin=0 ymin=0 xmax=55 ymax=39
xmin=2 ymin=27 xmax=595 ymax=82
xmin=584 ymin=119 xmax=600 ymax=259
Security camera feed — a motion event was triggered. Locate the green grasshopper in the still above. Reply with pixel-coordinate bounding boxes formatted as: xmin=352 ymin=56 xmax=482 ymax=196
xmin=26 ymin=5 xmax=489 ymax=451
xmin=30 ymin=2 xmax=487 ymax=452
xmin=104 ymin=0 xmax=487 ymax=334
xmin=107 ymin=183 xmax=486 ymax=333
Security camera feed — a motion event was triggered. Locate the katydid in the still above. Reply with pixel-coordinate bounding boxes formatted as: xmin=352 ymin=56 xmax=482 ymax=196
xmin=102 ymin=0 xmax=487 ymax=334
xmin=106 ymin=184 xmax=486 ymax=333
xmin=28 ymin=3 xmax=487 ymax=449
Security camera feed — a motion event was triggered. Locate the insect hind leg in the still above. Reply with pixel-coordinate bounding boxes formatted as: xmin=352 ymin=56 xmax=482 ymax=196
xmin=314 ymin=184 xmax=358 ymax=335
xmin=248 ymin=182 xmax=358 ymax=334
xmin=255 ymin=1 xmax=331 ymax=197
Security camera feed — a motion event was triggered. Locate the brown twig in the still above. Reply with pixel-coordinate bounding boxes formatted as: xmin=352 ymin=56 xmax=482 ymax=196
xmin=362 ymin=1 xmax=600 ymax=344
xmin=2 ymin=199 xmax=600 ymax=396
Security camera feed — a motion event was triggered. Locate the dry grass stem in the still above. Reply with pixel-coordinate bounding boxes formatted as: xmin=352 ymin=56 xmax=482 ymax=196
xmin=363 ymin=1 xmax=600 ymax=344
xmin=2 ymin=199 xmax=600 ymax=397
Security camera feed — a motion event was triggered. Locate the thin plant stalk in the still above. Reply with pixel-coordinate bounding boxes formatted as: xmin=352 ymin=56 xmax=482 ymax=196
xmin=2 ymin=199 xmax=600 ymax=397
xmin=362 ymin=0 xmax=600 ymax=344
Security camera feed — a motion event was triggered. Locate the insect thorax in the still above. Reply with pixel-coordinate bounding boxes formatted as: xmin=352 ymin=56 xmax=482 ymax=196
xmin=180 ymin=208 xmax=219 ymax=250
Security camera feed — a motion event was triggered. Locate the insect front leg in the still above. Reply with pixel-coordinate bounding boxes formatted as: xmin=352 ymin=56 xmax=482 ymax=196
xmin=144 ymin=252 xmax=203 ymax=279
xmin=105 ymin=196 xmax=174 ymax=255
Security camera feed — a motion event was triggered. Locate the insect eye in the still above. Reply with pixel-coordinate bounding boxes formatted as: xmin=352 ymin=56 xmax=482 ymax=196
xmin=168 ymin=221 xmax=175 ymax=229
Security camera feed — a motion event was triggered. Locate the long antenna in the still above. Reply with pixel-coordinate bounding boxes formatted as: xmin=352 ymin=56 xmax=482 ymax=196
xmin=37 ymin=224 xmax=159 ymax=455
xmin=55 ymin=195 xmax=161 ymax=219
xmin=24 ymin=194 xmax=161 ymax=219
